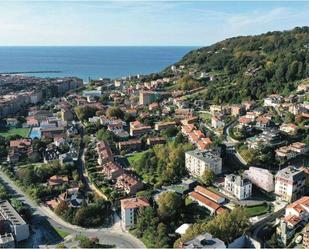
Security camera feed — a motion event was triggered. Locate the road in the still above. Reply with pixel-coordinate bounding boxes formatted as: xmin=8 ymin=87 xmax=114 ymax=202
xmin=0 ymin=170 xmax=145 ymax=248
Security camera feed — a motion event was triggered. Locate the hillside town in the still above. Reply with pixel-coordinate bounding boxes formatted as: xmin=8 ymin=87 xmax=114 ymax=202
xmin=0 ymin=64 xmax=308 ymax=249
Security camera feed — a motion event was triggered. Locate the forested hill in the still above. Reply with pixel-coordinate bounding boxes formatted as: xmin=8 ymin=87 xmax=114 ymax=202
xmin=172 ymin=27 xmax=309 ymax=103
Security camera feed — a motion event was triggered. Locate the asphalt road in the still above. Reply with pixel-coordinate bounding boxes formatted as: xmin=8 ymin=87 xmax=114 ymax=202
xmin=0 ymin=170 xmax=145 ymax=248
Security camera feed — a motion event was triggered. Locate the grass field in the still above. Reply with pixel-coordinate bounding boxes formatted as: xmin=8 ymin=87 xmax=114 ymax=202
xmin=245 ymin=204 xmax=269 ymax=217
xmin=127 ymin=151 xmax=147 ymax=165
xmin=0 ymin=128 xmax=30 ymax=138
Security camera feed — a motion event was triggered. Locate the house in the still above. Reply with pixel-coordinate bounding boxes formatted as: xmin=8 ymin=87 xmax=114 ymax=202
xmin=277 ymin=196 xmax=309 ymax=245
xmin=243 ymin=167 xmax=274 ymax=192
xmin=297 ymin=83 xmax=309 ymax=92
xmin=41 ymin=127 xmax=64 ymax=138
xmin=181 ymin=232 xmax=226 ymax=249
xmin=101 ymin=161 xmax=124 ymax=180
xmin=264 ymin=94 xmax=283 ymax=107
xmin=275 ymin=166 xmax=305 ymax=203
xmin=224 ymin=174 xmax=252 ymax=200
xmin=148 ymin=102 xmax=159 ymax=111
xmin=197 ymin=137 xmax=213 ymax=151
xmin=181 ymin=124 xmax=196 ymax=136
xmin=121 ymin=197 xmax=150 ymax=230
xmin=194 ymin=185 xmax=225 ymax=204
xmin=116 ymin=174 xmax=143 ymax=195
xmin=279 ymin=123 xmax=298 ymax=135
xmin=154 ymin=121 xmax=177 ymax=131
xmin=61 ymin=108 xmax=74 ymax=122
xmin=276 ymin=142 xmax=309 ymax=161
xmin=43 ymin=144 xmax=59 ymax=163
xmin=129 ymin=120 xmax=151 ymax=137
xmin=97 ymin=141 xmax=114 ymax=165
xmin=303 ymin=226 xmax=309 ymax=249
xmin=54 ymin=136 xmax=66 ymax=147
xmin=117 ymin=139 xmax=142 ymax=153
xmin=139 ymin=91 xmax=160 ymax=105
xmin=48 ymin=175 xmax=69 ymax=187
xmin=181 ymin=116 xmax=198 ymax=125
xmin=26 ymin=116 xmax=39 ymax=127
xmin=58 ymin=187 xmax=85 ymax=208
xmin=239 ymin=116 xmax=253 ymax=126
xmin=211 ymin=115 xmax=225 ymax=129
xmin=189 ymin=191 xmax=226 ymax=215
xmin=6 ymin=118 xmax=18 ymax=127
xmin=185 ymin=150 xmax=222 ymax=176
xmin=146 ymin=137 xmax=166 ymax=146
xmin=7 ymin=139 xmax=33 ymax=163
xmin=230 ymin=105 xmax=245 ymax=117
xmin=256 ymin=116 xmax=271 ymax=128
xmin=59 ymin=153 xmax=74 ymax=166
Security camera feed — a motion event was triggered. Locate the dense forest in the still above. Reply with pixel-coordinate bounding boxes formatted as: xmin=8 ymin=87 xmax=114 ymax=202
xmin=167 ymin=27 xmax=309 ymax=103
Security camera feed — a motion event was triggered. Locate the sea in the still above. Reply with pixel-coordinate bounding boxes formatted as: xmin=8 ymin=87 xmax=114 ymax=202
xmin=0 ymin=46 xmax=196 ymax=82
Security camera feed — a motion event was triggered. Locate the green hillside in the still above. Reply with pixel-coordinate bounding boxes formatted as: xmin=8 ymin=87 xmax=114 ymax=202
xmin=168 ymin=27 xmax=309 ymax=103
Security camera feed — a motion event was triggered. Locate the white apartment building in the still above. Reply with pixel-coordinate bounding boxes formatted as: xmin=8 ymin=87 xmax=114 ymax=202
xmin=0 ymin=200 xmax=30 ymax=242
xmin=185 ymin=150 xmax=222 ymax=176
xmin=243 ymin=166 xmax=274 ymax=192
xmin=275 ymin=166 xmax=305 ymax=203
xmin=120 ymin=197 xmax=150 ymax=230
xmin=224 ymin=174 xmax=252 ymax=200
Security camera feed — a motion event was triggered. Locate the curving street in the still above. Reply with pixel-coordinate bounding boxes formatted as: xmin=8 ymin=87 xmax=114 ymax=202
xmin=0 ymin=170 xmax=145 ymax=248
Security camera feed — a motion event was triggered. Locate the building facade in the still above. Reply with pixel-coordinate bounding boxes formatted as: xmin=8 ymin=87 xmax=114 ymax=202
xmin=185 ymin=150 xmax=222 ymax=177
xmin=243 ymin=167 xmax=274 ymax=192
xmin=275 ymin=166 xmax=305 ymax=203
xmin=224 ymin=174 xmax=252 ymax=200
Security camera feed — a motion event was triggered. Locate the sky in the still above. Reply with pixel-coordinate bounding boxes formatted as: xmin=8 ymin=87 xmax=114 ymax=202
xmin=0 ymin=1 xmax=309 ymax=46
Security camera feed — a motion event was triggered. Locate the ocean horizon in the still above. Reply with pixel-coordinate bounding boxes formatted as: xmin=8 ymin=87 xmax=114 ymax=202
xmin=0 ymin=46 xmax=197 ymax=81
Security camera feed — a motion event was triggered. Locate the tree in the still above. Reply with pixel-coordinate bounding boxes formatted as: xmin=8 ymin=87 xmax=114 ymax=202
xmin=106 ymin=106 xmax=124 ymax=119
xmin=175 ymin=207 xmax=250 ymax=247
xmin=157 ymin=191 xmax=183 ymax=221
xmin=155 ymin=223 xmax=170 ymax=248
xmin=75 ymin=106 xmax=97 ymax=121
xmin=55 ymin=200 xmax=69 ymax=216
xmin=201 ymin=169 xmax=215 ymax=186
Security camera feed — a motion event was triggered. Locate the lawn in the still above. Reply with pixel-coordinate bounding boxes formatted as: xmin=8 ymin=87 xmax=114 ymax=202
xmin=127 ymin=151 xmax=147 ymax=165
xmin=244 ymin=204 xmax=269 ymax=217
xmin=0 ymin=128 xmax=30 ymax=138
xmin=199 ymin=113 xmax=212 ymax=124
xmin=55 ymin=227 xmax=70 ymax=238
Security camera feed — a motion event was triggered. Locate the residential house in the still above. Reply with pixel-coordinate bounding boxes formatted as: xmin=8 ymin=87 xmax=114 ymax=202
xmin=275 ymin=166 xmax=305 ymax=203
xmin=154 ymin=121 xmax=177 ymax=131
xmin=146 ymin=137 xmax=166 ymax=146
xmin=211 ymin=115 xmax=225 ymax=129
xmin=277 ymin=196 xmax=309 ymax=245
xmin=243 ymin=167 xmax=274 ymax=192
xmin=117 ymin=139 xmax=142 ymax=153
xmin=101 ymin=161 xmax=124 ymax=180
xmin=6 ymin=118 xmax=18 ymax=127
xmin=279 ymin=123 xmax=298 ymax=135
xmin=48 ymin=175 xmax=69 ymax=188
xmin=116 ymin=174 xmax=143 ymax=195
xmin=121 ymin=197 xmax=150 ymax=230
xmin=129 ymin=120 xmax=151 ymax=137
xmin=224 ymin=174 xmax=252 ymax=200
xmin=96 ymin=141 xmax=114 ymax=165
